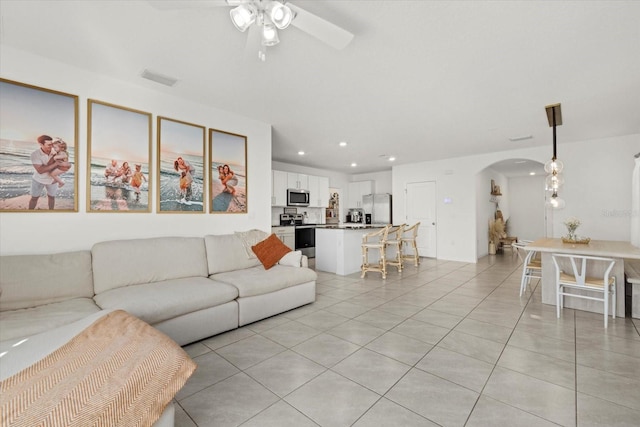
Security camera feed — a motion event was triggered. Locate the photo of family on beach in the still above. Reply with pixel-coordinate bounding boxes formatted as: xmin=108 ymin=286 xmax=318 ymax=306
xmin=157 ymin=117 xmax=205 ymax=213
xmin=210 ymin=129 xmax=247 ymax=213
xmin=87 ymin=100 xmax=151 ymax=212
xmin=0 ymin=79 xmax=79 ymax=212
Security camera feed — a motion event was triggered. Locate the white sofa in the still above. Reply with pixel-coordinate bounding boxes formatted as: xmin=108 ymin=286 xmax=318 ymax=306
xmin=1 ymin=232 xmax=317 ymax=346
xmin=0 ymin=231 xmax=316 ymax=427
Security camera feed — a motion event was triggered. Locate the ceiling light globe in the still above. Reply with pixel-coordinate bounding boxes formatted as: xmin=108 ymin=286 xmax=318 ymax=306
xmin=546 ymin=195 xmax=566 ymax=209
xmin=544 ymin=158 xmax=564 ymax=174
xmin=269 ymin=2 xmax=293 ymax=29
xmin=545 ymin=173 xmax=564 ymax=190
xmin=262 ymin=24 xmax=280 ymax=46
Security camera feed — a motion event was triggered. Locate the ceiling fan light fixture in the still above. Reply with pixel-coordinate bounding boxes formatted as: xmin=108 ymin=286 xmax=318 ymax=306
xmin=269 ymin=2 xmax=294 ymax=29
xmin=261 ymin=23 xmax=279 ymax=46
xmin=230 ymin=4 xmax=257 ymax=32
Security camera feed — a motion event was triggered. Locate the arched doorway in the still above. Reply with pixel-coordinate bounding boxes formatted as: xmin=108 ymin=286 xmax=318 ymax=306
xmin=476 ymin=158 xmax=546 ymax=258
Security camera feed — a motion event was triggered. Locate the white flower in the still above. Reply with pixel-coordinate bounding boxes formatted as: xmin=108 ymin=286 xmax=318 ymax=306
xmin=564 ymin=217 xmax=581 ymax=228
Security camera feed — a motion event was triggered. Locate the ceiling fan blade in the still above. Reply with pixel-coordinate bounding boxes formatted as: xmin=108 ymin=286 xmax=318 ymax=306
xmin=287 ymin=3 xmax=354 ymax=50
xmin=147 ymin=0 xmax=228 ymax=11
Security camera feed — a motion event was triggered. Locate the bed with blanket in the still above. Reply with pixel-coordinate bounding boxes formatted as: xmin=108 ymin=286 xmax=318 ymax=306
xmin=0 ymin=310 xmax=196 ymax=427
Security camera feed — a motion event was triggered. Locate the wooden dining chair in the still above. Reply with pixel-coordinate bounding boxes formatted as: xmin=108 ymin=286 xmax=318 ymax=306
xmin=513 ymin=242 xmax=542 ymax=297
xmin=551 ymin=253 xmax=617 ymax=327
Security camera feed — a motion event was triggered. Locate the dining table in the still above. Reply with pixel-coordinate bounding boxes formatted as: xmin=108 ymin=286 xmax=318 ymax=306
xmin=526 ymin=238 xmax=640 ymax=316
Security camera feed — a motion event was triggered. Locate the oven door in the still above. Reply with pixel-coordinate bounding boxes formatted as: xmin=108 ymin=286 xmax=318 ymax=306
xmin=295 ymin=226 xmax=315 ymax=258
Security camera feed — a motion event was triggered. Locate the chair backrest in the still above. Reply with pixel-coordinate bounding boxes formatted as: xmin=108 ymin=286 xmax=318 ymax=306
xmin=385 ymin=224 xmax=406 ymax=242
xmin=551 ymin=253 xmax=616 ymax=286
xmin=512 ymin=242 xmax=529 ymax=261
xmin=363 ymin=225 xmax=391 ymax=244
xmin=402 ymin=222 xmax=420 ymax=240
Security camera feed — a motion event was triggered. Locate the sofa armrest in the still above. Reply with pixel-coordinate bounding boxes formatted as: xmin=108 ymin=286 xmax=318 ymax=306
xmin=301 ymin=255 xmax=309 ymax=268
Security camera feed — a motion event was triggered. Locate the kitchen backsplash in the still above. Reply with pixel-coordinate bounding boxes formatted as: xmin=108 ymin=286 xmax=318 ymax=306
xmin=271 ymin=207 xmax=325 ymax=226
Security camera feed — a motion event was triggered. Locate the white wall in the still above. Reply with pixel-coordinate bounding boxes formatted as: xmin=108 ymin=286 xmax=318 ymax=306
xmin=393 ymin=134 xmax=639 ymax=263
xmin=0 ymin=46 xmax=273 ymax=255
xmin=508 ymin=175 xmax=546 ymax=241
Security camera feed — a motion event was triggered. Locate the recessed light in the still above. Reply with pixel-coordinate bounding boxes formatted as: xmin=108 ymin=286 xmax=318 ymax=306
xmin=388 ymin=156 xmax=396 ymax=162
xmin=529 ymin=172 xmax=536 ymax=175
xmin=298 ymin=151 xmax=305 ymax=155
xmin=339 ymin=141 xmax=347 ymax=147
xmin=350 ymin=163 xmax=357 ymax=167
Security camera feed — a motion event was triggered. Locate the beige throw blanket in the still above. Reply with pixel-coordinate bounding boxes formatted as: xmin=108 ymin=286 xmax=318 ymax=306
xmin=1 ymin=310 xmax=196 ymax=427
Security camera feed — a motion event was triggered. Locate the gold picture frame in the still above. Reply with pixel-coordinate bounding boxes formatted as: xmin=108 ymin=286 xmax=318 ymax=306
xmin=87 ymin=99 xmax=152 ymax=212
xmin=157 ymin=117 xmax=206 ymax=213
xmin=0 ymin=78 xmax=79 ymax=212
xmin=209 ymin=129 xmax=247 ymax=213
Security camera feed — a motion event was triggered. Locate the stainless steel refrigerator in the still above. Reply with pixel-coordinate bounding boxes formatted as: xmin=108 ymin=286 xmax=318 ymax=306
xmin=362 ymin=194 xmax=392 ymax=224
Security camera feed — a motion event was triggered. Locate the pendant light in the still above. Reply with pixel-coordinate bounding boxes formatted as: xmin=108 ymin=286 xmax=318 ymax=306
xmin=544 ymin=103 xmax=565 ymax=209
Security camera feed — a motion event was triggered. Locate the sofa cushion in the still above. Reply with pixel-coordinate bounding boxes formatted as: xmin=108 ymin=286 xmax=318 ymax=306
xmin=93 ymin=277 xmax=238 ymax=325
xmin=211 ymin=265 xmax=317 ymax=298
xmin=252 ymin=234 xmax=292 ymax=270
xmin=0 ymin=251 xmax=93 ymax=311
xmin=0 ymin=298 xmax=101 ymax=342
xmin=204 ymin=234 xmax=261 ymax=274
xmin=92 ymin=237 xmax=209 ymax=294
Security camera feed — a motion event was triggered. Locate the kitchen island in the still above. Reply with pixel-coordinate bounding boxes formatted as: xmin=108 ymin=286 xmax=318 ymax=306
xmin=315 ymin=225 xmax=387 ymax=276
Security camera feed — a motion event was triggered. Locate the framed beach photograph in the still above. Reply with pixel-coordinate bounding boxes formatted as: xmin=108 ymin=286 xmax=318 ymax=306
xmin=0 ymin=78 xmax=79 ymax=212
xmin=87 ymin=100 xmax=152 ymax=212
xmin=157 ymin=117 xmax=206 ymax=213
xmin=209 ymin=129 xmax=247 ymax=213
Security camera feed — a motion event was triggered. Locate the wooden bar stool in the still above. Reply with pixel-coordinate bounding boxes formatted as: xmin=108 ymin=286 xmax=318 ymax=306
xmin=384 ymin=224 xmax=405 ymax=274
xmin=400 ymin=222 xmax=420 ymax=267
xmin=361 ymin=225 xmax=391 ymax=279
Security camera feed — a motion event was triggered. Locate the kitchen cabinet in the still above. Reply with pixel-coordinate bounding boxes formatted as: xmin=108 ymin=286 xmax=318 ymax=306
xmin=272 ymin=170 xmax=288 ymax=206
xmin=272 ymin=226 xmax=295 ymax=250
xmin=287 ymin=173 xmax=309 ymax=190
xmin=348 ymin=180 xmax=375 ymax=209
xmin=307 ymin=175 xmax=330 ymax=207
xmin=272 ymin=170 xmax=329 ymax=207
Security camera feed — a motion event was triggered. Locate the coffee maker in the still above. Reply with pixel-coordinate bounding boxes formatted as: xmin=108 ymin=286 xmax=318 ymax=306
xmin=347 ymin=208 xmax=364 ymax=223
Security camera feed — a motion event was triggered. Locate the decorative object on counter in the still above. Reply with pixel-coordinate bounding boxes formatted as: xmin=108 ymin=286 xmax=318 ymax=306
xmin=561 ymin=216 xmax=590 ymax=244
xmin=544 ymin=103 xmax=566 ymax=209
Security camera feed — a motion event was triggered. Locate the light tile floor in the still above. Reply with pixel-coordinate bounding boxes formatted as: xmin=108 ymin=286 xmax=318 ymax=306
xmin=175 ymin=255 xmax=640 ymax=427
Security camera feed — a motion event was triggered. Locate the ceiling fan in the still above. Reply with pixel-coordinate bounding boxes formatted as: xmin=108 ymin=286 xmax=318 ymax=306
xmin=148 ymin=0 xmax=354 ymax=61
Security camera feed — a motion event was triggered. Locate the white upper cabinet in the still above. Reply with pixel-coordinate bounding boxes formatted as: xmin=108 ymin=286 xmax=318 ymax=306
xmin=317 ymin=176 xmax=330 ymax=207
xmin=273 ymin=170 xmax=329 ymax=207
xmin=287 ymin=173 xmax=309 ymax=190
xmin=272 ymin=170 xmax=288 ymax=206
xmin=347 ymin=180 xmax=375 ymax=208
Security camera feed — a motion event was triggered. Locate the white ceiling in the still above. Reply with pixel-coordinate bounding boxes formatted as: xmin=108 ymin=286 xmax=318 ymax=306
xmin=1 ymin=1 xmax=638 ymax=174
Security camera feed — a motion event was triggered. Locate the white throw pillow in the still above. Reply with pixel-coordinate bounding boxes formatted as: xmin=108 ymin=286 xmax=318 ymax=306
xmin=278 ymin=250 xmax=302 ymax=267
xmin=234 ymin=229 xmax=270 ymax=259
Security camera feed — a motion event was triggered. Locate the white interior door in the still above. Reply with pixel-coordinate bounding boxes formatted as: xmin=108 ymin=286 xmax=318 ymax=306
xmin=406 ymin=181 xmax=437 ymax=258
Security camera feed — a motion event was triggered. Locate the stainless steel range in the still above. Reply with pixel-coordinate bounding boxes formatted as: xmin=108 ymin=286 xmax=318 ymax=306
xmin=280 ymin=213 xmax=316 ymax=258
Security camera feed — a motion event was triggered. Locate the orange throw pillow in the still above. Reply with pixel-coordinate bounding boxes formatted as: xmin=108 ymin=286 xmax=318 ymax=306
xmin=252 ymin=233 xmax=292 ymax=270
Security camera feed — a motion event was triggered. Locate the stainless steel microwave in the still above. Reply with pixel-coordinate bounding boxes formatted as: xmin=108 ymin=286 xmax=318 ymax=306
xmin=287 ymin=188 xmax=310 ymax=207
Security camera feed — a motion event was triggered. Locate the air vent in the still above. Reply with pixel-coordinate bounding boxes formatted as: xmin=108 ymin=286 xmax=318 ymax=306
xmin=509 ymin=135 xmax=533 ymax=142
xmin=141 ymin=69 xmax=178 ymax=87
